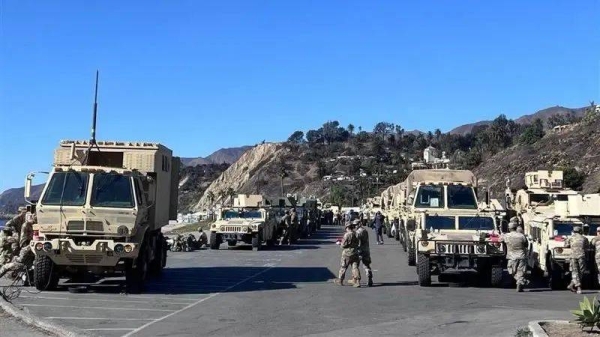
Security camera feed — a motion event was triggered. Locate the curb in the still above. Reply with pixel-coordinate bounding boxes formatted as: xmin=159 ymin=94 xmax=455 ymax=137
xmin=528 ymin=320 xmax=570 ymax=337
xmin=0 ymin=297 xmax=95 ymax=337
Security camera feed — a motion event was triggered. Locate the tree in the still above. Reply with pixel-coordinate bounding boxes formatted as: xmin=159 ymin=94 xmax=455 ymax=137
xmin=287 ymin=131 xmax=305 ymax=145
xmin=316 ymin=160 xmax=329 ymax=178
xmin=434 ymin=128 xmax=442 ymax=141
xmin=206 ymin=191 xmax=215 ymax=205
xmin=218 ymin=189 xmax=227 ymax=203
xmin=519 ymin=119 xmax=545 ymax=145
xmin=226 ymin=188 xmax=236 ymax=205
xmin=583 ymin=101 xmax=599 ymax=124
xmin=563 ymin=167 xmax=586 ymax=191
xmin=347 ymin=124 xmax=355 ymax=136
xmin=373 ymin=122 xmax=394 ymax=140
xmin=306 ymin=129 xmax=323 ymax=145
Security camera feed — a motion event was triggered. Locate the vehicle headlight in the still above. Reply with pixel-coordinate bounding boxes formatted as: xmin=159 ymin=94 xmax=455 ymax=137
xmin=124 ymin=244 xmax=133 ymax=253
xmin=420 ymin=241 xmax=429 ymax=247
xmin=555 ymin=247 xmax=563 ymax=254
xmin=43 ymin=242 xmax=53 ymax=251
xmin=437 ymin=245 xmax=446 ymax=253
xmin=117 ymin=226 xmax=129 ymax=236
xmin=211 ymin=224 xmax=216 ymax=228
xmin=114 ymin=244 xmax=124 ymax=253
xmin=35 ymin=243 xmax=43 ymax=251
xmin=477 ymin=245 xmax=486 ymax=254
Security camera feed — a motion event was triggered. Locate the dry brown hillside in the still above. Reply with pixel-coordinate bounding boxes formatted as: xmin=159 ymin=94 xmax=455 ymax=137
xmin=474 ymin=117 xmax=600 ymax=195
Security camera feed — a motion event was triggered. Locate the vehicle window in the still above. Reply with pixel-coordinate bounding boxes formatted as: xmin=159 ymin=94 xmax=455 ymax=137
xmin=415 ymin=185 xmax=444 ymax=208
xmin=447 ymin=185 xmax=477 ymax=209
xmin=90 ymin=173 xmax=134 ymax=208
xmin=555 ymin=194 xmax=569 ymax=201
xmin=133 ymin=179 xmax=144 ymax=205
xmin=458 ymin=216 xmax=494 ymax=230
xmin=41 ymin=172 xmax=89 ymax=206
xmin=424 ymin=215 xmax=455 ymax=230
xmin=553 ymin=222 xmax=575 ymax=236
xmin=530 ymin=193 xmax=551 ymax=203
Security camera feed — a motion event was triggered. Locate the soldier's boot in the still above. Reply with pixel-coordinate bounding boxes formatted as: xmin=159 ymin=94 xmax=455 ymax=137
xmin=334 ymin=278 xmax=344 ymax=286
xmin=568 ymin=283 xmax=577 ymax=293
xmin=516 ymin=284 xmax=523 ymax=292
xmin=577 ymin=286 xmax=582 ymax=294
xmin=367 ymin=276 xmax=373 ymax=287
xmin=352 ymin=278 xmax=361 ymax=288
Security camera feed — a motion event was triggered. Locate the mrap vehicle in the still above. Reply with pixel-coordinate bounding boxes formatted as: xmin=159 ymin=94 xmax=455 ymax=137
xmin=25 ymin=139 xmax=179 ymax=293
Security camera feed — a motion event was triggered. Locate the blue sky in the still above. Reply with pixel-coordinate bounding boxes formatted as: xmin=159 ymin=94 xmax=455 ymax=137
xmin=1 ymin=0 xmax=599 ymax=192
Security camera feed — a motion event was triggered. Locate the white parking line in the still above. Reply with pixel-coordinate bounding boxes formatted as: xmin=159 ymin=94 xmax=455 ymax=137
xmin=122 ymin=266 xmax=274 ymax=337
xmin=46 ymin=317 xmax=155 ymax=321
xmin=85 ymin=328 xmax=135 ymax=331
xmin=19 ymin=295 xmax=191 ymax=306
xmin=37 ymin=293 xmax=201 ymax=302
xmin=22 ymin=304 xmax=175 ymax=312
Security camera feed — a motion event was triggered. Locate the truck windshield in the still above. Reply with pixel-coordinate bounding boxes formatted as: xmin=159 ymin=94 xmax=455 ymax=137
xmin=447 ymin=185 xmax=477 ymax=209
xmin=458 ymin=216 xmax=495 ymax=230
xmin=90 ymin=173 xmax=134 ymax=208
xmin=415 ymin=185 xmax=444 ymax=208
xmin=424 ymin=215 xmax=455 ymax=230
xmin=41 ymin=171 xmax=89 ymax=206
xmin=554 ymin=222 xmax=575 ymax=236
xmin=223 ymin=210 xmax=263 ymax=219
xmin=530 ymin=193 xmax=551 ymax=204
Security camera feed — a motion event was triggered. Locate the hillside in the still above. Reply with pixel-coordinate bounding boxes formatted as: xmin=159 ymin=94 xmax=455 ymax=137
xmin=449 ymin=105 xmax=586 ymax=135
xmin=180 ymin=146 xmax=252 ymax=166
xmin=474 ymin=117 xmax=600 ymax=196
xmin=0 ymin=184 xmax=44 ymax=214
xmin=178 ymin=163 xmax=230 ymax=212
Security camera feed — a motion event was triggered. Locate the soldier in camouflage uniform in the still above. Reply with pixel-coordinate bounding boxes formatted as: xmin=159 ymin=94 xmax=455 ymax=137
xmin=565 ymin=225 xmax=589 ymax=294
xmin=355 ymin=219 xmax=373 ymax=287
xmin=0 ymin=213 xmax=36 ymax=279
xmin=289 ymin=208 xmax=299 ymax=244
xmin=334 ymin=222 xmax=360 ymax=287
xmin=501 ymin=218 xmax=529 ymax=292
xmin=591 ymin=227 xmax=600 ymax=286
xmin=0 ymin=207 xmax=27 ymax=266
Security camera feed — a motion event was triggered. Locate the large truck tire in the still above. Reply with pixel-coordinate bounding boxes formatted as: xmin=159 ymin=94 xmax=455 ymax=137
xmin=548 ymin=261 xmax=564 ymax=290
xmin=407 ymin=242 xmax=416 ymax=266
xmin=227 ymin=240 xmax=237 ymax=247
xmin=209 ymin=232 xmax=220 ymax=250
xmin=490 ymin=265 xmax=503 ymax=287
xmin=126 ymin=245 xmax=148 ymax=294
xmin=33 ymin=255 xmax=59 ymax=291
xmin=149 ymin=233 xmax=166 ymax=276
xmin=252 ymin=234 xmax=261 ymax=251
xmin=417 ymin=254 xmax=431 ymax=286
xmin=395 ymin=225 xmax=400 ymax=241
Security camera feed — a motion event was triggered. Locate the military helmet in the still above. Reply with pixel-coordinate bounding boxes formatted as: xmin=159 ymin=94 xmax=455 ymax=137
xmin=18 ymin=206 xmax=27 ymax=213
xmin=573 ymin=226 xmax=582 ymax=233
xmin=345 ymin=222 xmax=355 ymax=229
xmin=508 ymin=222 xmax=518 ymax=230
xmin=352 ymin=219 xmax=361 ymax=226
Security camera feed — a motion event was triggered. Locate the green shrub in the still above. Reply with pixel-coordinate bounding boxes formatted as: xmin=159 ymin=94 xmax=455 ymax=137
xmin=571 ymin=296 xmax=600 ymax=331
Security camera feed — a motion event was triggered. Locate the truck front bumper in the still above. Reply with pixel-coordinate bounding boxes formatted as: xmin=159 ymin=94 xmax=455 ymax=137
xmin=30 ymin=239 xmax=139 ymax=267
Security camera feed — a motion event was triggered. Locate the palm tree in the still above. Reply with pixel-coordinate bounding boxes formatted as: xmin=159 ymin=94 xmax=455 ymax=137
xmin=347 ymin=124 xmax=355 ymax=136
xmin=226 ymin=188 xmax=236 ymax=206
xmin=206 ymin=191 xmax=215 ymax=206
xmin=218 ymin=189 xmax=227 ymax=204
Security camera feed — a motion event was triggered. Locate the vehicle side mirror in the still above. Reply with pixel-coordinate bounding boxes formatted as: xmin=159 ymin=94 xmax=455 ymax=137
xmin=25 ymin=174 xmax=33 ymax=199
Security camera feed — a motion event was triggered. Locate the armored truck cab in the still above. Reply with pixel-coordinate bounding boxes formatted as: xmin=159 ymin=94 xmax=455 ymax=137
xmin=398 ymin=169 xmax=505 ymax=287
xmin=25 ymin=140 xmax=179 ymax=293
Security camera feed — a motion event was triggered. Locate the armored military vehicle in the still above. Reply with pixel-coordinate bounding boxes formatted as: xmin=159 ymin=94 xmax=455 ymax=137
xmin=506 ymin=171 xmax=600 ymax=289
xmin=209 ymin=195 xmax=278 ymax=250
xmin=397 ymin=169 xmax=506 ymax=287
xmin=24 ymin=139 xmax=179 ymax=293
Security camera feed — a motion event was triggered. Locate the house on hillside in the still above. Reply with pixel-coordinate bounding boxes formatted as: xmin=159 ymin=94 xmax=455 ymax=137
xmin=411 ymin=146 xmax=450 ymax=169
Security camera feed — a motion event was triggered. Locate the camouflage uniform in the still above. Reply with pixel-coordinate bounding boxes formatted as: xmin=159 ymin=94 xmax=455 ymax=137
xmin=355 ymin=222 xmax=373 ymax=287
xmin=0 ymin=214 xmax=35 ymax=279
xmin=0 ymin=210 xmax=26 ymax=266
xmin=591 ymin=231 xmax=600 ymax=284
xmin=565 ymin=229 xmax=589 ymax=292
xmin=289 ymin=209 xmax=298 ymax=243
xmin=502 ymin=228 xmax=528 ymax=291
xmin=336 ymin=225 xmax=360 ymax=287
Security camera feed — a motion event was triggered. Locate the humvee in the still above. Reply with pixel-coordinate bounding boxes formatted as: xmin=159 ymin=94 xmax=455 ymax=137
xmin=398 ymin=169 xmax=506 ymax=287
xmin=209 ymin=195 xmax=278 ymax=251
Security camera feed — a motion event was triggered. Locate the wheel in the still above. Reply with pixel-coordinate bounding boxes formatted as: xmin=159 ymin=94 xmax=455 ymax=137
xmin=252 ymin=234 xmax=261 ymax=251
xmin=407 ymin=242 xmax=416 ymax=266
xmin=549 ymin=262 xmax=564 ymax=290
xmin=395 ymin=224 xmax=401 ymax=241
xmin=33 ymin=255 xmax=59 ymax=291
xmin=126 ymin=245 xmax=148 ymax=294
xmin=387 ymin=228 xmax=393 ymax=238
xmin=149 ymin=234 xmax=166 ymax=276
xmin=227 ymin=240 xmax=237 ymax=247
xmin=209 ymin=232 xmax=220 ymax=250
xmin=490 ymin=265 xmax=503 ymax=287
xmin=417 ymin=254 xmax=431 ymax=286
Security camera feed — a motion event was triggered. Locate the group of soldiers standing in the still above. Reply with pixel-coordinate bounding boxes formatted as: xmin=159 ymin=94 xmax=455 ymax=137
xmin=0 ymin=207 xmax=36 ymax=280
xmin=335 ymin=219 xmax=373 ymax=288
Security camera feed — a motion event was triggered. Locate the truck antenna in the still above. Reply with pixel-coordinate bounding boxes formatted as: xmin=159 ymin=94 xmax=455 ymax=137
xmin=91 ymin=70 xmax=99 ymax=145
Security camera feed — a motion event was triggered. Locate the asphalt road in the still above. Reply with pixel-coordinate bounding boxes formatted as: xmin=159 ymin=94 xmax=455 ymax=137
xmin=6 ymin=226 xmax=590 ymax=337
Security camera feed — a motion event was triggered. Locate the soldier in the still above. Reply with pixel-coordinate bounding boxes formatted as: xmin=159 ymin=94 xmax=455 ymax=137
xmin=591 ymin=227 xmax=600 ymax=286
xmin=289 ymin=208 xmax=299 ymax=244
xmin=197 ymin=229 xmax=208 ymax=248
xmin=355 ymin=219 xmax=373 ymax=287
xmin=501 ymin=218 xmax=529 ymax=292
xmin=334 ymin=222 xmax=360 ymax=287
xmin=278 ymin=210 xmax=291 ymax=245
xmin=0 ymin=213 xmax=36 ymax=279
xmin=565 ymin=225 xmax=589 ymax=294
xmin=372 ymin=211 xmax=384 ymax=244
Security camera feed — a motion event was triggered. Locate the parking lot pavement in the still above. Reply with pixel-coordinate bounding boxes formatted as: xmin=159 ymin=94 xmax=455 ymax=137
xmin=3 ymin=226 xmax=593 ymax=337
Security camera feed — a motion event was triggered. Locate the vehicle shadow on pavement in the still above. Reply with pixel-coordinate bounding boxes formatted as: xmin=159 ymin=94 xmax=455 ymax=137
xmin=143 ymin=266 xmax=337 ymax=295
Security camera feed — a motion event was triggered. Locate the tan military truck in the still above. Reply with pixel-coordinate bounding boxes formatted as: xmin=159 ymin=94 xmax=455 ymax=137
xmin=209 ymin=195 xmax=278 ymax=251
xmin=24 ymin=140 xmax=179 ymax=293
xmin=506 ymin=171 xmax=600 ymax=289
xmin=397 ymin=169 xmax=506 ymax=287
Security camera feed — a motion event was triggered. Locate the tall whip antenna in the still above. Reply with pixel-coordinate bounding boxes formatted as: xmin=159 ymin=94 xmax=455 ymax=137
xmin=91 ymin=70 xmax=99 ymax=145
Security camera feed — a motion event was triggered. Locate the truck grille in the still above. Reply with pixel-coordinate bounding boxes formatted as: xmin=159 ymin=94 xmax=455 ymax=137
xmin=221 ymin=226 xmax=243 ymax=232
xmin=67 ymin=221 xmax=84 ymax=232
xmin=437 ymin=243 xmax=475 ymax=254
xmin=86 ymin=221 xmax=104 ymax=232
xmin=65 ymin=254 xmax=104 ymax=264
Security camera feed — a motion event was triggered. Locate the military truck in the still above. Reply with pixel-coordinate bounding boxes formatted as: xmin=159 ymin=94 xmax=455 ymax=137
xmin=24 ymin=140 xmax=179 ymax=293
xmin=506 ymin=171 xmax=600 ymax=289
xmin=209 ymin=195 xmax=278 ymax=250
xmin=397 ymin=169 xmax=506 ymax=287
